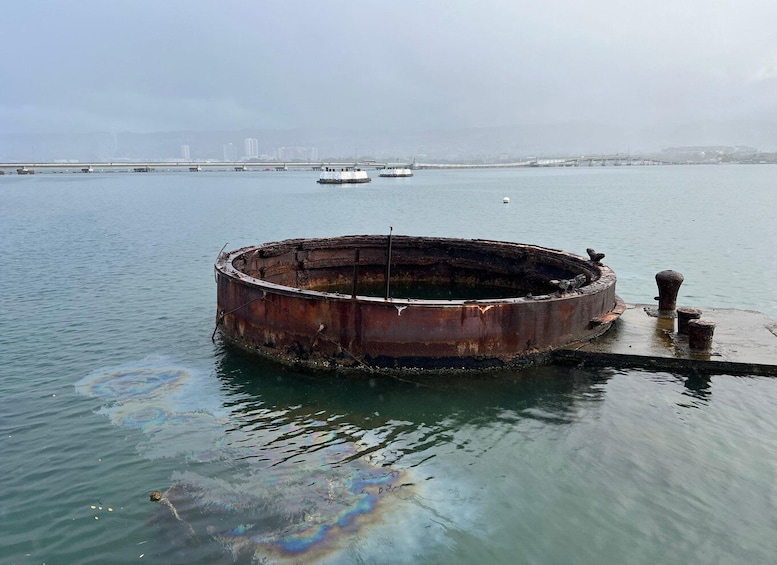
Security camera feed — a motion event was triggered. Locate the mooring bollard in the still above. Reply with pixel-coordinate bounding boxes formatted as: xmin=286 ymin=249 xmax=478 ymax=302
xmin=688 ymin=319 xmax=715 ymax=350
xmin=655 ymin=270 xmax=684 ymax=315
xmin=677 ymin=307 xmax=702 ymax=335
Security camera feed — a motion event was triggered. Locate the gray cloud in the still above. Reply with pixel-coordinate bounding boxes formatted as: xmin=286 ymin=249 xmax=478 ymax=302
xmin=3 ymin=0 xmax=777 ymax=150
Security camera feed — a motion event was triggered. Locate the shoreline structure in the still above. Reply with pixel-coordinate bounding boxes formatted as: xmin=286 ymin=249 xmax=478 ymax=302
xmin=0 ymin=156 xmax=681 ymax=174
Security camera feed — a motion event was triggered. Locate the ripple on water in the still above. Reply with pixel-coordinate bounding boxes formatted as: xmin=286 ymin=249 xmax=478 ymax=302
xmin=72 ymin=360 xmax=435 ymax=564
xmin=4 ymin=168 xmax=777 ymax=563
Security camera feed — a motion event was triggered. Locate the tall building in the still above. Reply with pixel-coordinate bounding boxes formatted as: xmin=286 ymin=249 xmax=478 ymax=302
xmin=244 ymin=138 xmax=259 ymax=160
xmin=223 ymin=143 xmax=237 ymax=161
xmin=181 ymin=144 xmax=191 ymax=160
xmin=275 ymin=146 xmax=318 ymax=161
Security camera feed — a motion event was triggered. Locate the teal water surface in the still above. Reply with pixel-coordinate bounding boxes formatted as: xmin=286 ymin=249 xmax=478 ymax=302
xmin=1 ymin=166 xmax=777 ymax=564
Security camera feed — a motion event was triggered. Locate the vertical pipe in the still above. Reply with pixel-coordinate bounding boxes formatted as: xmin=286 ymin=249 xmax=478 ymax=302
xmin=688 ymin=319 xmax=715 ymax=350
xmin=352 ymin=248 xmax=360 ymax=298
xmin=384 ymin=227 xmax=393 ymax=300
xmin=677 ymin=307 xmax=701 ymax=335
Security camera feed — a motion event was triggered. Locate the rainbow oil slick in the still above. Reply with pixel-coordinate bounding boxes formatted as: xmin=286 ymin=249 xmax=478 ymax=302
xmin=77 ymin=367 xmax=189 ymax=401
xmin=76 ymin=359 xmax=420 ymax=563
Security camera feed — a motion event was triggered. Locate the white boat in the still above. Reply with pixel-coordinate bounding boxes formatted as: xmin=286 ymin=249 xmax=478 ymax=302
xmin=379 ymin=167 xmax=413 ymax=177
xmin=317 ymin=166 xmax=371 ymax=184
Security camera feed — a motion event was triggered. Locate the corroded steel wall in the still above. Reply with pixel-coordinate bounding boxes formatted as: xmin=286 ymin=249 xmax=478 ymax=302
xmin=215 ymin=236 xmax=622 ymax=371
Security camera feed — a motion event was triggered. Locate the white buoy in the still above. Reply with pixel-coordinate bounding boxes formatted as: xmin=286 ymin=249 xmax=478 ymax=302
xmin=503 ymin=197 xmax=510 ymax=204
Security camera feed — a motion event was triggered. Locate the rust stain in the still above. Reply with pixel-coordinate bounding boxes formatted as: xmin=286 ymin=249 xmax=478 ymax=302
xmin=215 ymin=235 xmax=622 ymax=372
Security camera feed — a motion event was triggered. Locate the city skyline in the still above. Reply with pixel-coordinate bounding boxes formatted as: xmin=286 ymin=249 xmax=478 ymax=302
xmin=2 ymin=121 xmax=776 ymax=164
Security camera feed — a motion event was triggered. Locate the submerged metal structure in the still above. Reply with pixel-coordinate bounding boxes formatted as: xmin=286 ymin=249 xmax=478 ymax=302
xmin=214 ymin=235 xmax=624 ymax=372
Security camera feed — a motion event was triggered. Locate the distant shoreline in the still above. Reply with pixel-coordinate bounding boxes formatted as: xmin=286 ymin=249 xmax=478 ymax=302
xmin=5 ymin=157 xmax=770 ymax=174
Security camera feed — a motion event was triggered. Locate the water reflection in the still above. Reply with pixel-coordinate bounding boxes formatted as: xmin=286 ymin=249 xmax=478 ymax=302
xmin=624 ymin=368 xmax=715 ymax=410
xmin=680 ymin=374 xmax=713 ymax=408
xmin=212 ymin=348 xmax=619 ymax=473
xmin=216 ymin=347 xmax=610 ymax=427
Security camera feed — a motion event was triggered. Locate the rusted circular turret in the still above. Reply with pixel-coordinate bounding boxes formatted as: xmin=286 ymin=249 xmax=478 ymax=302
xmin=214 ymin=235 xmax=623 ymax=372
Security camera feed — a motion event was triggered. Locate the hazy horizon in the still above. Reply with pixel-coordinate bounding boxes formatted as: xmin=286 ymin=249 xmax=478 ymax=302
xmin=3 ymin=1 xmax=777 ymax=158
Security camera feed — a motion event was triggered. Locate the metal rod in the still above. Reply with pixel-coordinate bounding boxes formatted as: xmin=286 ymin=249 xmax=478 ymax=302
xmin=384 ymin=227 xmax=393 ymax=299
xmin=352 ymin=248 xmax=360 ymax=298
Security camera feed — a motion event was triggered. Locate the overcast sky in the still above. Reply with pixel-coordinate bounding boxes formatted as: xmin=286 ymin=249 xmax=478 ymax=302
xmin=3 ymin=0 xmax=776 ymax=139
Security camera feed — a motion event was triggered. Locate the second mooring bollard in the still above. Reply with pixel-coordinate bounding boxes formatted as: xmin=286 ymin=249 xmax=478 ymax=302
xmin=677 ymin=307 xmax=702 ymax=335
xmin=655 ymin=270 xmax=684 ymax=315
xmin=688 ymin=319 xmax=716 ymax=350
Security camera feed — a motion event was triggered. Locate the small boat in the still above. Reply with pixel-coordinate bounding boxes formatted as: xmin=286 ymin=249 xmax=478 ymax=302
xmin=81 ymin=166 xmax=94 ymax=173
xmin=133 ymin=166 xmax=154 ymax=173
xmin=379 ymin=167 xmax=413 ymax=178
xmin=317 ymin=166 xmax=371 ymax=184
xmin=189 ymin=166 xmax=202 ymax=172
xmin=17 ymin=167 xmax=35 ymax=175
xmin=234 ymin=165 xmax=248 ymax=172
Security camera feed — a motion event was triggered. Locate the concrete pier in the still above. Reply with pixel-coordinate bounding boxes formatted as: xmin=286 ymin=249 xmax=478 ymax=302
xmin=556 ymin=304 xmax=777 ymax=376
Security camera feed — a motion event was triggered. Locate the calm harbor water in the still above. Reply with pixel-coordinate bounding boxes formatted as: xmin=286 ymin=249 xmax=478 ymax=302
xmin=1 ymin=165 xmax=776 ymax=564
